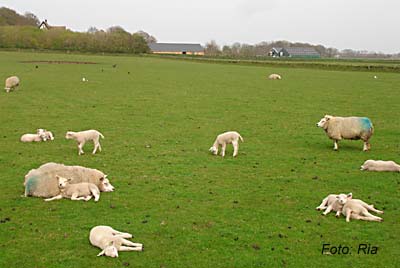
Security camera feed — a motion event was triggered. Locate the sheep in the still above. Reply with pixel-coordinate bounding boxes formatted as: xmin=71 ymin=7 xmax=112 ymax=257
xmin=20 ymin=129 xmax=48 ymax=142
xmin=4 ymin=76 xmax=20 ymax=93
xmin=268 ymin=74 xmax=282 ymax=80
xmin=45 ymin=175 xmax=100 ymax=202
xmin=316 ymin=193 xmax=350 ymax=217
xmin=316 ymin=115 xmax=374 ymax=151
xmin=89 ymin=226 xmax=143 ymax=257
xmin=360 ymin=160 xmax=400 ymax=172
xmin=24 ymin=162 xmax=114 ymax=198
xmin=44 ymin=130 xmax=54 ymax=141
xmin=337 ymin=194 xmax=384 ymax=222
xmin=65 ymin=130 xmax=104 ymax=155
xmin=209 ymin=131 xmax=244 ymax=157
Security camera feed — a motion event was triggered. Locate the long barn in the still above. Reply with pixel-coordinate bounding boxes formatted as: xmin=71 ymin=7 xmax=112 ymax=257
xmin=149 ymin=43 xmax=204 ymax=55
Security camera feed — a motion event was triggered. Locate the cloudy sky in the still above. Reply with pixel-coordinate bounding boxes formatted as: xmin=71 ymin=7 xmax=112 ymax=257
xmin=2 ymin=0 xmax=399 ymax=53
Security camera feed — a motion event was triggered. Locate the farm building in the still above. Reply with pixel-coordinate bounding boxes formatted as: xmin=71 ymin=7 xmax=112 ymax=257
xmin=149 ymin=43 xmax=204 ymax=55
xmin=38 ymin=20 xmax=66 ymax=30
xmin=269 ymin=47 xmax=320 ymax=58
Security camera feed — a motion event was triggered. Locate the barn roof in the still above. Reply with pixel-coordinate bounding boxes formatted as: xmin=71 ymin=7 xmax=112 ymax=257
xmin=149 ymin=43 xmax=204 ymax=52
xmin=283 ymin=47 xmax=320 ymax=56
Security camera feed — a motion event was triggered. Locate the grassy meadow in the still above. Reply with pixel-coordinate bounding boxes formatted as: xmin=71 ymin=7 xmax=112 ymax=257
xmin=0 ymin=51 xmax=399 ymax=267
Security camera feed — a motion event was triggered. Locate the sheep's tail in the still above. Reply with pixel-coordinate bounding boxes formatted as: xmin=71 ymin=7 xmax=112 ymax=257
xmin=98 ymin=132 xmax=105 ymax=139
xmin=239 ymin=135 xmax=244 ymax=143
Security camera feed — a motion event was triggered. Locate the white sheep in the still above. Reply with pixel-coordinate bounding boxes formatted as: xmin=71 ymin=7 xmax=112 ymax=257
xmin=24 ymin=162 xmax=114 ymax=198
xmin=44 ymin=130 xmax=54 ymax=141
xmin=337 ymin=194 xmax=384 ymax=222
xmin=316 ymin=115 xmax=374 ymax=151
xmin=20 ymin=129 xmax=47 ymax=142
xmin=45 ymin=175 xmax=100 ymax=202
xmin=90 ymin=226 xmax=143 ymax=257
xmin=4 ymin=76 xmax=20 ymax=93
xmin=65 ymin=130 xmax=104 ymax=155
xmin=268 ymin=74 xmax=282 ymax=80
xmin=209 ymin=131 xmax=244 ymax=157
xmin=316 ymin=193 xmax=350 ymax=217
xmin=360 ymin=160 xmax=400 ymax=172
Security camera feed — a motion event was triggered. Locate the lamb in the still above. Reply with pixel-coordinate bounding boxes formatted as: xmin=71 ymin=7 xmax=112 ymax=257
xmin=45 ymin=175 xmax=100 ymax=202
xmin=43 ymin=130 xmax=54 ymax=141
xmin=65 ymin=130 xmax=104 ymax=155
xmin=268 ymin=74 xmax=282 ymax=80
xmin=360 ymin=160 xmax=400 ymax=172
xmin=89 ymin=226 xmax=143 ymax=257
xmin=24 ymin=162 xmax=114 ymax=198
xmin=316 ymin=115 xmax=374 ymax=151
xmin=316 ymin=193 xmax=350 ymax=217
xmin=20 ymin=129 xmax=48 ymax=142
xmin=4 ymin=76 xmax=20 ymax=93
xmin=209 ymin=131 xmax=244 ymax=157
xmin=337 ymin=194 xmax=384 ymax=222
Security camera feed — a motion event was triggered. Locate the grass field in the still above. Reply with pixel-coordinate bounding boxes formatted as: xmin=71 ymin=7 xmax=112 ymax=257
xmin=0 ymin=51 xmax=399 ymax=268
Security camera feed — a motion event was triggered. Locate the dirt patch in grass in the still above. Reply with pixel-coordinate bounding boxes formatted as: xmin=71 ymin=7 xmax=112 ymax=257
xmin=20 ymin=60 xmax=98 ymax=64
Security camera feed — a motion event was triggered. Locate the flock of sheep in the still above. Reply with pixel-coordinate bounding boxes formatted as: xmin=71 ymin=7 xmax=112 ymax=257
xmin=4 ymin=72 xmax=398 ymax=257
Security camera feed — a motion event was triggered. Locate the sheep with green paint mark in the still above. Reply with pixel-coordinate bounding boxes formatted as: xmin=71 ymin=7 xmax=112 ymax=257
xmin=316 ymin=115 xmax=374 ymax=151
xmin=24 ymin=162 xmax=114 ymax=198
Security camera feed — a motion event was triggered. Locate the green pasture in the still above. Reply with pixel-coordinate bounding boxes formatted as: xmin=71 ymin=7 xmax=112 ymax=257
xmin=0 ymin=51 xmax=399 ymax=267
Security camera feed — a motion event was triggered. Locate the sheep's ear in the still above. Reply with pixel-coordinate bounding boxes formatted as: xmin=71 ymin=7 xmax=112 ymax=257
xmin=104 ymin=174 xmax=108 ymax=178
xmin=97 ymin=249 xmax=106 ymax=256
xmin=67 ymin=178 xmax=72 ymax=182
xmin=55 ymin=175 xmax=60 ymax=179
xmin=347 ymin=193 xmax=353 ymax=199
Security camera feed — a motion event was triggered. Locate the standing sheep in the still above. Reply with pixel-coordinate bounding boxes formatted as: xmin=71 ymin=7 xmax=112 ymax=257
xmin=65 ymin=130 xmax=104 ymax=155
xmin=24 ymin=162 xmax=114 ymax=198
xmin=90 ymin=226 xmax=143 ymax=257
xmin=4 ymin=76 xmax=20 ymax=93
xmin=316 ymin=115 xmax=374 ymax=151
xmin=360 ymin=160 xmax=400 ymax=172
xmin=209 ymin=131 xmax=244 ymax=157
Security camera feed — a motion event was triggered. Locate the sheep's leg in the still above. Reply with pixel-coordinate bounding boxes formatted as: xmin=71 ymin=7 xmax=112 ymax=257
xmin=71 ymin=193 xmax=86 ymax=201
xmin=367 ymin=206 xmax=383 ymax=214
xmin=93 ymin=192 xmax=100 ymax=202
xmin=352 ymin=213 xmax=382 ymax=222
xmin=84 ymin=195 xmax=92 ymax=201
xmin=322 ymin=205 xmax=333 ymax=215
xmin=119 ymin=246 xmax=143 ymax=252
xmin=221 ymin=143 xmax=226 ymax=157
xmin=362 ymin=211 xmax=383 ymax=222
xmin=232 ymin=140 xmax=239 ymax=157
xmin=345 ymin=210 xmax=352 ymax=222
xmin=121 ymin=238 xmax=142 ymax=248
xmin=78 ymin=142 xmax=85 ymax=155
xmin=92 ymin=138 xmax=99 ymax=154
xmin=335 ymin=210 xmax=341 ymax=218
xmin=113 ymin=232 xmax=132 ymax=239
xmin=363 ymin=141 xmax=369 ymax=151
xmin=316 ymin=197 xmax=329 ymax=210
xmin=333 ymin=140 xmax=339 ymax=151
xmin=44 ymin=195 xmax=63 ymax=201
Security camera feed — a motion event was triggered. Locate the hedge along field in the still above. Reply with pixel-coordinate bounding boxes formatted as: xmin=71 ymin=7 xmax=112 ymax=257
xmin=0 ymin=51 xmax=399 ymax=267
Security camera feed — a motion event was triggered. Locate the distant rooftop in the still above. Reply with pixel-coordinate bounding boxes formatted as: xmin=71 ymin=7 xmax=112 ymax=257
xmin=283 ymin=47 xmax=320 ymax=56
xmin=149 ymin=43 xmax=204 ymax=53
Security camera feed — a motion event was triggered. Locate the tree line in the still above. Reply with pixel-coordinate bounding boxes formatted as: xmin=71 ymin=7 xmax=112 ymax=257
xmin=0 ymin=7 xmax=151 ymax=54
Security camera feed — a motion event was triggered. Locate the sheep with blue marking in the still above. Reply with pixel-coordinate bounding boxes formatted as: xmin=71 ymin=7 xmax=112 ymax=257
xmin=316 ymin=115 xmax=374 ymax=151
xmin=24 ymin=162 xmax=114 ymax=198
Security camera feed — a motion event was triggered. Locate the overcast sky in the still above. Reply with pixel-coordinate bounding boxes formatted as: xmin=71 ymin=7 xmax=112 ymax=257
xmin=2 ymin=0 xmax=399 ymax=53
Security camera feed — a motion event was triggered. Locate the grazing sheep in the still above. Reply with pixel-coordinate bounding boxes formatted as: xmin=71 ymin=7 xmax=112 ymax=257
xmin=268 ymin=74 xmax=282 ymax=80
xmin=4 ymin=76 xmax=20 ymax=93
xmin=360 ymin=160 xmax=400 ymax=172
xmin=316 ymin=115 xmax=374 ymax=151
xmin=90 ymin=226 xmax=143 ymax=257
xmin=45 ymin=175 xmax=100 ymax=202
xmin=209 ymin=131 xmax=244 ymax=157
xmin=24 ymin=162 xmax=114 ymax=198
xmin=316 ymin=193 xmax=350 ymax=217
xmin=337 ymin=194 xmax=384 ymax=222
xmin=65 ymin=130 xmax=104 ymax=155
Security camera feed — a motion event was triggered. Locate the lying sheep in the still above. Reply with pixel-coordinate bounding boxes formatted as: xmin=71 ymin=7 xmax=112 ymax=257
xmin=90 ymin=226 xmax=143 ymax=257
xmin=4 ymin=76 xmax=20 ymax=93
xmin=45 ymin=175 xmax=100 ymax=202
xmin=65 ymin=130 xmax=104 ymax=155
xmin=43 ymin=130 xmax=54 ymax=141
xmin=316 ymin=193 xmax=350 ymax=217
xmin=24 ymin=162 xmax=114 ymax=198
xmin=209 ymin=131 xmax=244 ymax=157
xmin=20 ymin=133 xmax=46 ymax=142
xmin=268 ymin=74 xmax=282 ymax=80
xmin=316 ymin=115 xmax=374 ymax=151
xmin=360 ymin=160 xmax=400 ymax=172
xmin=337 ymin=194 xmax=384 ymax=222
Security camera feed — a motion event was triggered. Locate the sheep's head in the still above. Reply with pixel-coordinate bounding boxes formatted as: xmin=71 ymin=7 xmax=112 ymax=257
xmin=209 ymin=146 xmax=218 ymax=155
xmin=316 ymin=115 xmax=332 ymax=128
xmin=56 ymin=175 xmax=71 ymax=189
xmin=336 ymin=193 xmax=352 ymax=205
xmin=46 ymin=131 xmax=55 ymax=141
xmin=65 ymin=131 xmax=74 ymax=139
xmin=99 ymin=175 xmax=114 ymax=192
xmin=97 ymin=242 xmax=118 ymax=258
